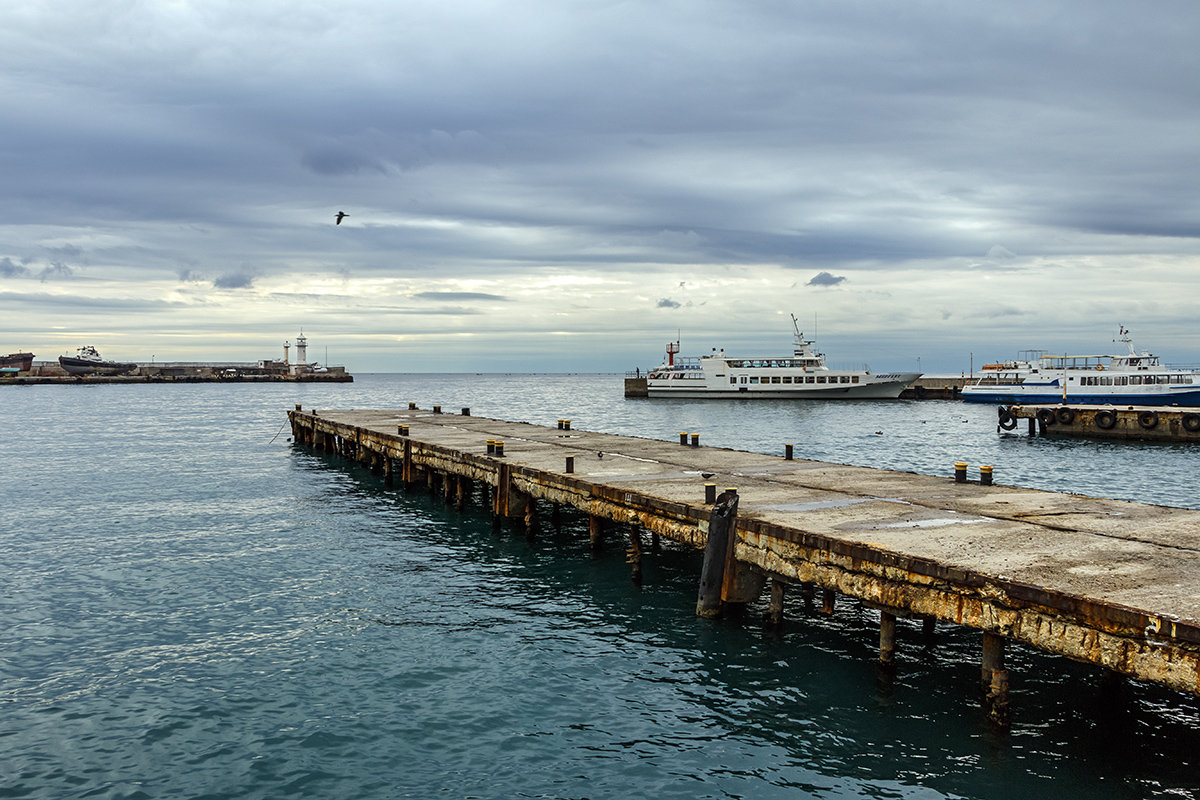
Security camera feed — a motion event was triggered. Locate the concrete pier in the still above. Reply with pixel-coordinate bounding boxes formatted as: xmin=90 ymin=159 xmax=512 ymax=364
xmin=289 ymin=406 xmax=1200 ymax=715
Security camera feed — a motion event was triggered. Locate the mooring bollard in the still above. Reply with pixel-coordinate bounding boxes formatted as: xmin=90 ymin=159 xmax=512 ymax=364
xmin=563 ymin=420 xmax=571 ymax=430
xmin=408 ymin=402 xmax=417 ymax=410
xmin=565 ymin=456 xmax=574 ymax=474
xmin=691 ymin=433 xmax=699 ymax=447
xmin=955 ymin=461 xmax=968 ymax=483
xmin=494 ymin=441 xmax=504 ymax=457
xmin=295 ymin=403 xmax=302 ymax=411
xmin=433 ymin=405 xmax=442 ymax=414
xmin=980 ymin=465 xmax=994 ymax=486
xmin=462 ymin=407 xmax=470 ymax=416
xmin=398 ymin=424 xmax=409 ymax=436
xmin=785 ymin=443 xmax=793 ymax=460
xmin=557 ymin=419 xmax=565 ymax=429
xmin=486 ymin=439 xmax=495 ymax=454
xmin=680 ymin=432 xmax=688 ymax=445
xmin=705 ymin=482 xmax=717 ymax=504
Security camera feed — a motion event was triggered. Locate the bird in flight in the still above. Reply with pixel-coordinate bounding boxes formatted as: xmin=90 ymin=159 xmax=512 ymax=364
xmin=335 ymin=211 xmax=349 ymax=225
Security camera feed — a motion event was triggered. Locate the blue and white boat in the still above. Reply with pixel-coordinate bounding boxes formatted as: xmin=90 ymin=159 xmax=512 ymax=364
xmin=962 ymin=328 xmax=1200 ymax=406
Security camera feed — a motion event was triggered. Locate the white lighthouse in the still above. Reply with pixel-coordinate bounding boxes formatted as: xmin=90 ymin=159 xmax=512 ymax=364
xmin=292 ymin=332 xmax=309 ymax=375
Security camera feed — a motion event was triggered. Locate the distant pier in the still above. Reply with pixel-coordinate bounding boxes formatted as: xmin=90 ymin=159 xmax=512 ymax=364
xmin=1001 ymin=404 xmax=1200 ymax=442
xmin=3 ymin=371 xmax=352 ymax=385
xmin=289 ymin=405 xmax=1200 ymax=724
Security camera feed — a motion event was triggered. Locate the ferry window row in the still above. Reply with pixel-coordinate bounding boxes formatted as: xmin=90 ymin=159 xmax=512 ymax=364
xmin=731 ymin=375 xmax=860 ymax=385
xmin=725 ymin=359 xmax=820 ymax=368
xmin=1078 ymin=375 xmax=1193 ymax=386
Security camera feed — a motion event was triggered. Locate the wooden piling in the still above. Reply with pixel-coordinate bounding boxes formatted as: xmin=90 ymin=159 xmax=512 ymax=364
xmin=880 ymin=611 xmax=897 ymax=668
xmin=627 ymin=526 xmax=643 ymax=584
xmin=589 ymin=515 xmax=604 ymax=551
xmin=988 ymin=669 xmax=1011 ymax=726
xmin=767 ymin=579 xmax=786 ymax=627
xmin=822 ymin=589 xmax=836 ymax=615
xmin=696 ymin=490 xmax=738 ymax=618
xmin=982 ymin=631 xmax=1006 ymax=690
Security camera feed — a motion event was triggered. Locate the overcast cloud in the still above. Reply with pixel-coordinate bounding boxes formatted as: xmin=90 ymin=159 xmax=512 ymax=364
xmin=2 ymin=1 xmax=1198 ymax=372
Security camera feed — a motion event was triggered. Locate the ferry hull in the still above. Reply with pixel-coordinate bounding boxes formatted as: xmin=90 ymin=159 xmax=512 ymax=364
xmin=647 ymin=375 xmax=919 ymax=400
xmin=963 ymin=387 xmax=1200 ymax=406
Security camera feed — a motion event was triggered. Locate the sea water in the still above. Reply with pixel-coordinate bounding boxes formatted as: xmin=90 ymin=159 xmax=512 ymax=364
xmin=2 ymin=374 xmax=1198 ymax=800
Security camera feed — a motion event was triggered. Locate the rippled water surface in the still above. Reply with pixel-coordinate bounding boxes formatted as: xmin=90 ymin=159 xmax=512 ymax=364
xmin=2 ymin=374 xmax=1198 ymax=799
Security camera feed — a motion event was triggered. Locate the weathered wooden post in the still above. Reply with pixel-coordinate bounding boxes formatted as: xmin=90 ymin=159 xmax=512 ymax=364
xmin=589 ymin=515 xmax=604 ymax=551
xmin=822 ymin=589 xmax=836 ymax=615
xmin=766 ymin=579 xmax=786 ymax=627
xmin=627 ymin=526 xmax=643 ymax=584
xmin=879 ymin=611 xmax=897 ymax=669
xmin=383 ymin=457 xmax=394 ymax=488
xmin=455 ymin=476 xmax=467 ymax=510
xmin=402 ymin=440 xmax=413 ymax=489
xmin=982 ymin=631 xmax=1005 ymax=689
xmin=696 ymin=489 xmax=739 ymax=618
xmin=988 ymin=668 xmax=1011 ymax=726
xmin=981 ymin=630 xmax=1011 ymax=724
xmin=523 ymin=497 xmax=536 ymax=538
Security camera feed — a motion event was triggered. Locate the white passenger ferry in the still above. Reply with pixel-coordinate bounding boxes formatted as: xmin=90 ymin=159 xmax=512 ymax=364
xmin=643 ymin=318 xmax=921 ymax=399
xmin=962 ymin=327 xmax=1200 ymax=406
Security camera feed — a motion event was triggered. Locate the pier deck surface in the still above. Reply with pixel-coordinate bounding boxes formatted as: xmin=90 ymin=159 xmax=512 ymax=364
xmin=294 ymin=408 xmax=1200 ymax=694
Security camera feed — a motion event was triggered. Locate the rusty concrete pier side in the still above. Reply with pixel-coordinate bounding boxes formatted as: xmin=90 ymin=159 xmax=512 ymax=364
xmin=288 ymin=405 xmax=1200 ymax=721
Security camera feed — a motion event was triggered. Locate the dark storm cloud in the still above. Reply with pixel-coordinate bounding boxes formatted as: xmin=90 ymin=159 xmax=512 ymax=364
xmin=1 ymin=257 xmax=29 ymax=278
xmin=213 ymin=272 xmax=255 ymax=289
xmin=807 ymin=272 xmax=846 ymax=287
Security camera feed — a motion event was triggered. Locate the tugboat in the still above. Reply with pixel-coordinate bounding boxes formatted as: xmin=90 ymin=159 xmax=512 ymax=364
xmin=58 ymin=346 xmax=137 ymax=376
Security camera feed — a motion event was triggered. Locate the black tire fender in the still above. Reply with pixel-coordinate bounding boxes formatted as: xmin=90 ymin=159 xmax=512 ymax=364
xmin=1056 ymin=407 xmax=1075 ymax=425
xmin=1183 ymin=413 xmax=1200 ymax=433
xmin=1094 ymin=409 xmax=1117 ymax=430
xmin=1036 ymin=408 xmax=1056 ymax=426
xmin=1138 ymin=410 xmax=1159 ymax=430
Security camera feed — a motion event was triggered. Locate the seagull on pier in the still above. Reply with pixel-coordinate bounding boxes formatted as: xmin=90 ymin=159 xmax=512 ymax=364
xmin=701 ymin=472 xmax=716 ymax=479
xmin=335 ymin=211 xmax=349 ymax=225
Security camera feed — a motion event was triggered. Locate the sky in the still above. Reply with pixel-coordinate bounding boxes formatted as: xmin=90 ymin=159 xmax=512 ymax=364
xmin=3 ymin=1 xmax=1199 ymax=373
